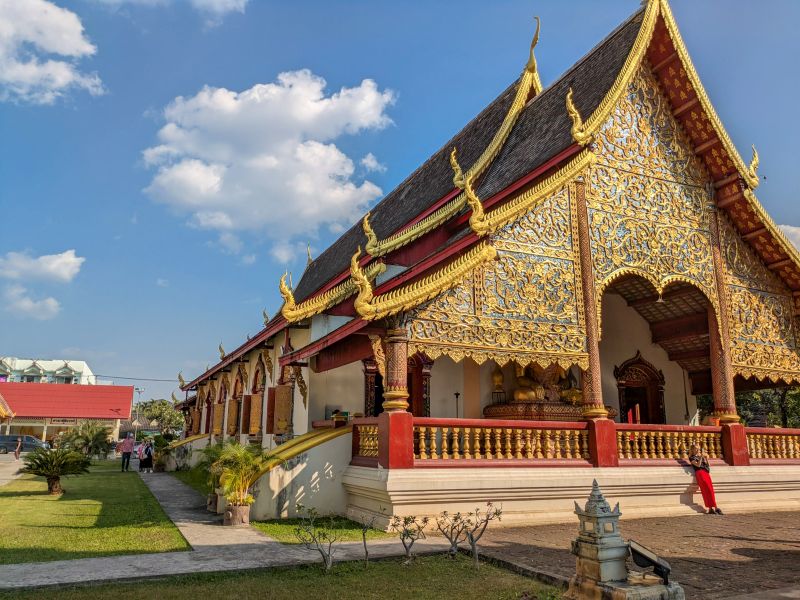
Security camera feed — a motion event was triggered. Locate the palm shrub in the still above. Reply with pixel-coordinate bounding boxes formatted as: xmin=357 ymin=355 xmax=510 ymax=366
xmin=22 ymin=448 xmax=91 ymax=494
xmin=199 ymin=441 xmax=225 ymax=491
xmin=61 ymin=421 xmax=112 ymax=459
xmin=211 ymin=442 xmax=271 ymax=506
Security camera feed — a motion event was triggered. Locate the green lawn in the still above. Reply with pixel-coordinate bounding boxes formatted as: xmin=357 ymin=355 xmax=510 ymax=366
xmin=0 ymin=461 xmax=190 ymax=564
xmin=170 ymin=466 xmax=212 ymax=496
xmin=252 ymin=516 xmax=394 ymax=544
xmin=0 ymin=555 xmax=561 ymax=600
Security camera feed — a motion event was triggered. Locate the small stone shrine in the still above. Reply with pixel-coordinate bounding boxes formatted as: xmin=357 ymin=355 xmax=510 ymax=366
xmin=565 ymin=480 xmax=685 ymax=599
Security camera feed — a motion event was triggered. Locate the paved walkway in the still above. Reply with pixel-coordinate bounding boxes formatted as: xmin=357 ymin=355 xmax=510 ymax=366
xmin=480 ymin=510 xmax=800 ymax=599
xmin=0 ymin=454 xmax=22 ymax=487
xmin=0 ymin=472 xmax=447 ymax=590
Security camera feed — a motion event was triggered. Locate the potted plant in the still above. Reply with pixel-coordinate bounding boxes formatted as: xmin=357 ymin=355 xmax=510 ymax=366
xmin=21 ymin=447 xmax=91 ymax=495
xmin=212 ymin=442 xmax=272 ymax=526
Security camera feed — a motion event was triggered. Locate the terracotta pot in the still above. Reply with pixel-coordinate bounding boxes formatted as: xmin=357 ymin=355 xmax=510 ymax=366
xmin=223 ymin=504 xmax=250 ymax=527
xmin=206 ymin=492 xmax=218 ymax=513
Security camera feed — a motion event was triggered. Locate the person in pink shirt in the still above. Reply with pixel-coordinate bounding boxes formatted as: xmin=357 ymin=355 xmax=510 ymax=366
xmin=120 ymin=433 xmax=135 ymax=472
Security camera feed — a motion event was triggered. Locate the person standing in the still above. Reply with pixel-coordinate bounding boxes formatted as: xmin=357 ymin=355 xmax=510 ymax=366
xmin=689 ymin=444 xmax=723 ymax=515
xmin=14 ymin=437 xmax=22 ymax=461
xmin=140 ymin=440 xmax=154 ymax=474
xmin=120 ymin=433 xmax=135 ymax=472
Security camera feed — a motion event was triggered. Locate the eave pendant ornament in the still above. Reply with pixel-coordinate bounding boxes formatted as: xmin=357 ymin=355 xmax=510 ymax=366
xmin=450 ymin=147 xmax=490 ymax=237
xmin=218 ymin=343 xmax=226 ymax=360
xmin=566 ymin=88 xmax=593 ymax=146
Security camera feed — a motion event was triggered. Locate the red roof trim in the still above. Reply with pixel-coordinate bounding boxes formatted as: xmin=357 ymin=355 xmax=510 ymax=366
xmin=0 ymin=383 xmax=133 ymax=420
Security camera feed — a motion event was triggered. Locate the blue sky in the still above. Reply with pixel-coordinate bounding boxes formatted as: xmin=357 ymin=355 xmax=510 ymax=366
xmin=2 ymin=0 xmax=799 ymax=401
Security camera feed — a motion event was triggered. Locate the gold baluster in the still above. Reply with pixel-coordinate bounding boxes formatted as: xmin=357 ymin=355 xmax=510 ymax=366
xmin=502 ymin=428 xmax=512 ymax=459
xmin=567 ymin=430 xmax=577 ymax=459
xmin=416 ymin=426 xmax=426 ymax=459
xmin=581 ymin=431 xmax=590 ymax=459
xmin=553 ymin=430 xmax=562 ymax=459
xmin=441 ymin=426 xmax=450 ymax=459
xmin=789 ymin=436 xmax=798 ymax=459
xmin=452 ymin=427 xmax=461 ymax=459
xmin=463 ymin=427 xmax=472 ymax=459
xmin=429 ymin=426 xmax=439 ymax=459
xmin=631 ymin=432 xmax=640 ymax=459
xmin=483 ymin=428 xmax=493 ymax=459
xmin=514 ymin=429 xmax=523 ymax=459
xmin=474 ymin=428 xmax=483 ymax=460
xmin=544 ymin=430 xmax=553 ymax=459
xmin=714 ymin=433 xmax=723 ymax=459
xmin=535 ymin=430 xmax=544 ymax=459
xmin=523 ymin=429 xmax=533 ymax=459
xmin=493 ymin=428 xmax=503 ymax=459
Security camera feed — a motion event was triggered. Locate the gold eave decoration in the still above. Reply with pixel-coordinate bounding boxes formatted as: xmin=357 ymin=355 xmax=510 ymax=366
xmin=280 ymin=261 xmax=387 ymax=323
xmin=565 ymin=88 xmax=593 ymax=146
xmin=351 ymin=241 xmax=498 ymax=321
xmin=742 ymin=188 xmax=800 ymax=276
xmin=362 ymin=17 xmax=543 ymax=258
xmin=656 ymin=0 xmax=759 ymax=189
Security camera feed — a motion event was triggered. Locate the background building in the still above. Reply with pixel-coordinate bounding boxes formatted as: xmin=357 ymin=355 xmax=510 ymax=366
xmin=0 ymin=357 xmax=98 ymax=385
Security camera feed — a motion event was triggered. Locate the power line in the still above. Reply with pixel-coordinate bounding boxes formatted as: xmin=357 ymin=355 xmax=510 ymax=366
xmin=92 ymin=374 xmax=178 ymax=383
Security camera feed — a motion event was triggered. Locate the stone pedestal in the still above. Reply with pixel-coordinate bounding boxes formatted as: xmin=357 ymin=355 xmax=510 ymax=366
xmin=565 ymin=480 xmax=685 ymax=600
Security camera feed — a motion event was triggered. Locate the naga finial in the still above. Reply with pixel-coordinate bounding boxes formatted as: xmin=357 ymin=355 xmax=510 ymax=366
xmin=218 ymin=343 xmax=225 ymax=360
xmin=350 ymin=247 xmax=375 ymax=318
xmin=525 ymin=17 xmax=543 ymax=95
xmin=748 ymin=144 xmax=760 ymax=187
xmin=362 ymin=212 xmax=379 ymax=255
xmin=177 ymin=371 xmax=186 ymax=388
xmin=450 ymin=147 xmax=465 ymax=189
xmin=262 ymin=308 xmax=270 ymax=327
xmin=171 ymin=392 xmax=179 ymax=404
xmin=566 ymin=88 xmax=592 ymax=146
xmin=279 ymin=271 xmax=297 ymax=316
xmin=306 ymin=243 xmax=313 ymax=267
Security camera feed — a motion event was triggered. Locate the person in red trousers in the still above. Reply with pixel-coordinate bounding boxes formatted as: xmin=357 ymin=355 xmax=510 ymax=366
xmin=689 ymin=444 xmax=723 ymax=515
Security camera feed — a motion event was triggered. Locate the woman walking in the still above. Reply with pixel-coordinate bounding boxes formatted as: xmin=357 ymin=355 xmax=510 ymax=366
xmin=689 ymin=444 xmax=723 ymax=515
xmin=14 ymin=437 xmax=22 ymax=461
xmin=140 ymin=440 xmax=154 ymax=474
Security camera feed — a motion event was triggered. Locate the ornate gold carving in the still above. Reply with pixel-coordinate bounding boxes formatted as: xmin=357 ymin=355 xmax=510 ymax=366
xmin=408 ymin=184 xmax=589 ymax=369
xmin=720 ymin=215 xmax=800 ymax=382
xmin=450 ymin=147 xmax=489 ymax=236
xmin=362 ymin=18 xmax=544 ymax=258
xmin=449 ymin=148 xmax=465 ymax=190
xmin=566 ymin=88 xmax=592 ymax=146
xmin=352 ymin=242 xmax=498 ymax=321
xmin=292 ymin=366 xmax=307 ymax=408
xmin=589 ymin=66 xmax=718 ymax=331
xmin=177 ymin=371 xmax=186 ymax=388
xmin=262 ymin=308 xmax=270 ymax=327
xmin=280 ymin=261 xmax=386 ymax=323
xmin=218 ymin=343 xmax=226 ymax=360
xmin=748 ymin=145 xmax=759 ymax=184
xmin=262 ymin=350 xmax=273 ymax=383
xmin=368 ymin=335 xmax=386 ymax=379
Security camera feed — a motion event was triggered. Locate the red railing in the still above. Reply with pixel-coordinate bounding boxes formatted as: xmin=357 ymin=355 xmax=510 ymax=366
xmin=616 ymin=423 xmax=724 ymax=464
xmin=351 ymin=417 xmax=379 ymax=467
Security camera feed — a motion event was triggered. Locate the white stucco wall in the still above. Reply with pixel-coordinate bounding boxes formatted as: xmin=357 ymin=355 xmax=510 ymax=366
xmin=429 ymin=356 xmax=463 ymax=417
xmin=599 ymin=293 xmax=698 ymax=424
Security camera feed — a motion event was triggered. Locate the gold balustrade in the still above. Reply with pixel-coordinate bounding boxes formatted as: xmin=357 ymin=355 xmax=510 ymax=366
xmin=746 ymin=430 xmax=800 ymax=459
xmin=356 ymin=424 xmax=379 ymax=458
xmin=414 ymin=423 xmax=589 ymax=461
xmin=616 ymin=428 xmax=722 ymax=461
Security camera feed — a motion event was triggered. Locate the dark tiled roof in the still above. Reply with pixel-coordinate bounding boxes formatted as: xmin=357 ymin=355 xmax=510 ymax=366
xmin=294 ymin=8 xmax=644 ymax=303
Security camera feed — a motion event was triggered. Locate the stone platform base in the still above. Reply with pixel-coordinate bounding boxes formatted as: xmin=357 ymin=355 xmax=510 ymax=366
xmin=566 ymin=573 xmax=684 ymax=599
xmin=343 ymin=464 xmax=800 ymax=528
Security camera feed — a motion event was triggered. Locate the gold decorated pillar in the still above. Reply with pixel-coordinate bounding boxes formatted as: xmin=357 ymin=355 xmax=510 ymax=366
xmin=574 ymin=180 xmax=607 ymax=419
xmin=382 ymin=327 xmax=410 ymax=412
xmin=707 ymin=203 xmax=738 ymax=422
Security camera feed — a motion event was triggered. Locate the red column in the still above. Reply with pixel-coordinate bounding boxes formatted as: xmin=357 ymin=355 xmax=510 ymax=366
xmin=588 ymin=418 xmax=619 ymax=467
xmin=721 ymin=423 xmax=750 ymax=466
xmin=377 ymin=326 xmax=414 ymax=468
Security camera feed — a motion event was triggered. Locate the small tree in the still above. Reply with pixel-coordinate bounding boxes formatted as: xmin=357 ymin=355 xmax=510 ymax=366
xmin=435 ymin=511 xmax=469 ymax=558
xmin=199 ymin=441 xmax=225 ymax=491
xmin=389 ymin=515 xmax=430 ymax=564
xmin=61 ymin=421 xmax=112 ymax=459
xmin=464 ymin=502 xmax=502 ymax=568
xmin=22 ymin=448 xmax=91 ymax=494
xmin=294 ymin=504 xmax=341 ymax=571
xmin=211 ymin=442 xmax=270 ymax=506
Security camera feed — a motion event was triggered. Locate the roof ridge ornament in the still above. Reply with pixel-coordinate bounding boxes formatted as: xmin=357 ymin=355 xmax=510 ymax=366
xmin=178 ymin=372 xmax=186 ymax=388
xmin=450 ymin=147 xmax=490 ymax=237
xmin=566 ymin=88 xmax=593 ymax=146
xmin=748 ymin=144 xmax=759 ymax=184
xmin=218 ymin=343 xmax=226 ymax=360
xmin=350 ymin=247 xmax=376 ymax=319
xmin=279 ymin=271 xmax=297 ymax=315
xmin=449 ymin=148 xmax=465 ymax=190
xmin=306 ymin=244 xmax=313 ymax=267
xmin=362 ymin=212 xmax=379 ymax=255
xmin=525 ymin=16 xmax=543 ymax=95
xmin=262 ymin=308 xmax=270 ymax=327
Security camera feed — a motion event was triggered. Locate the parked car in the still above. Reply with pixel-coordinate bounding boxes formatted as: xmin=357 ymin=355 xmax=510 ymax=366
xmin=0 ymin=435 xmax=46 ymax=454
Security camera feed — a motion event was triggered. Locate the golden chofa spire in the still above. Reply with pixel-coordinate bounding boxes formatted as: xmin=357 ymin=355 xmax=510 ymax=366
xmin=565 ymin=88 xmax=593 ymax=146
xmin=361 ymin=212 xmax=379 ymax=256
xmin=350 ymin=247 xmax=375 ymax=318
xmin=279 ymin=271 xmax=297 ymax=317
xmin=525 ymin=16 xmax=543 ymax=96
xmin=748 ymin=144 xmax=760 ymax=185
xmin=218 ymin=343 xmax=226 ymax=360
xmin=306 ymin=243 xmax=313 ymax=267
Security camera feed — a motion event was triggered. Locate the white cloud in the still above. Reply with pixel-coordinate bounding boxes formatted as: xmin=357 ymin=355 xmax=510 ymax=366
xmin=779 ymin=225 xmax=800 ymax=251
xmin=143 ymin=69 xmax=394 ymax=259
xmin=90 ymin=0 xmax=248 ymax=23
xmin=0 ymin=249 xmax=85 ymax=283
xmin=3 ymin=284 xmax=60 ymax=320
xmin=240 ymin=254 xmax=256 ymax=265
xmin=156 ymin=278 xmax=169 ymax=287
xmin=361 ymin=152 xmax=386 ymax=173
xmin=0 ymin=0 xmax=103 ymax=104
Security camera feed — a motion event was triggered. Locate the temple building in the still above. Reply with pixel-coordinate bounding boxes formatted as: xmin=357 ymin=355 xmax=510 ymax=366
xmin=176 ymin=0 xmax=800 ymax=524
